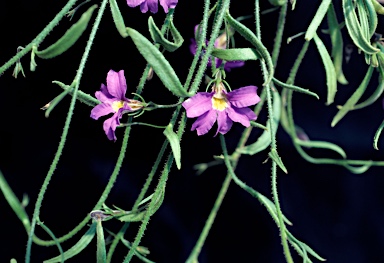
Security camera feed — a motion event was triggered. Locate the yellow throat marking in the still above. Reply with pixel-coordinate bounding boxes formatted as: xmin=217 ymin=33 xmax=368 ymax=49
xmin=112 ymin=100 xmax=125 ymax=112
xmin=212 ymin=97 xmax=228 ymax=111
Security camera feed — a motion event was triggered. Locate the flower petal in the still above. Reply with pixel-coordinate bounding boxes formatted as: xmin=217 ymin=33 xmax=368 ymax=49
xmin=103 ymin=112 xmax=120 ymax=141
xmin=95 ymin=84 xmax=114 ymax=103
xmin=126 ymin=0 xmax=145 ymax=8
xmin=216 ymin=110 xmax=233 ymax=135
xmin=159 ymin=0 xmax=177 ymax=13
xmin=106 ymin=70 xmax=127 ymax=99
xmin=140 ymin=0 xmax=158 ymax=13
xmin=191 ymin=109 xmax=217 ymax=136
xmin=227 ymin=85 xmax=260 ymax=108
xmin=90 ymin=103 xmax=114 ymax=120
xmin=224 ymin=61 xmax=245 ymax=72
xmin=189 ymin=38 xmax=197 ymax=55
xmin=227 ymin=106 xmax=257 ymax=127
xmin=182 ymin=92 xmax=213 ymax=118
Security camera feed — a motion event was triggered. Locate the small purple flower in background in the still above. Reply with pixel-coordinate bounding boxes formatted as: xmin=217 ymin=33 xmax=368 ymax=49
xmin=190 ymin=25 xmax=245 ymax=72
xmin=91 ymin=70 xmax=144 ymax=141
xmin=126 ymin=0 xmax=178 ymax=13
xmin=182 ymin=83 xmax=260 ymax=136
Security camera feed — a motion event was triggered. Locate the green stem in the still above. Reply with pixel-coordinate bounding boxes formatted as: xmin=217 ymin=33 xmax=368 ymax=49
xmin=25 ymin=1 xmax=108 ymax=261
xmin=255 ymin=0 xmax=293 ymax=262
xmin=0 ymin=0 xmax=78 ymax=75
xmin=189 ymin=0 xmax=230 ymax=94
xmin=272 ymin=2 xmax=288 ymax=66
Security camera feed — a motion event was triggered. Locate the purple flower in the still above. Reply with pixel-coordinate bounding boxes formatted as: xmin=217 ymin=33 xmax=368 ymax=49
xmin=91 ymin=70 xmax=143 ymax=141
xmin=126 ymin=0 xmax=178 ymax=13
xmin=182 ymin=83 xmax=260 ymax=136
xmin=190 ymin=26 xmax=245 ymax=72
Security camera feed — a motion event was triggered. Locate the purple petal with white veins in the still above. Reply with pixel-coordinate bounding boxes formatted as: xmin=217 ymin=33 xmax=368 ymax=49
xmin=95 ymin=84 xmax=114 ymax=103
xmin=106 ymin=70 xmax=127 ymax=99
xmin=127 ymin=0 xmax=145 ymax=7
xmin=227 ymin=86 xmax=260 ymax=108
xmin=216 ymin=110 xmax=232 ymax=135
xmin=140 ymin=0 xmax=158 ymax=13
xmin=182 ymin=92 xmax=213 ymax=118
xmin=191 ymin=109 xmax=217 ymax=136
xmin=227 ymin=106 xmax=256 ymax=127
xmin=103 ymin=112 xmax=120 ymax=141
xmin=159 ymin=0 xmax=177 ymax=12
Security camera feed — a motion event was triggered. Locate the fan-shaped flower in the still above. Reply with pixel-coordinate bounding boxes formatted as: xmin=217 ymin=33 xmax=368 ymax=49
xmin=127 ymin=0 xmax=178 ymax=13
xmin=91 ymin=70 xmax=144 ymax=141
xmin=190 ymin=25 xmax=244 ymax=71
xmin=182 ymin=83 xmax=260 ymax=136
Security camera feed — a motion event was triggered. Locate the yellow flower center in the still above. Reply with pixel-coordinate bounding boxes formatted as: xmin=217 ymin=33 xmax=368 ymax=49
xmin=112 ymin=100 xmax=125 ymax=112
xmin=212 ymin=96 xmax=228 ymax=111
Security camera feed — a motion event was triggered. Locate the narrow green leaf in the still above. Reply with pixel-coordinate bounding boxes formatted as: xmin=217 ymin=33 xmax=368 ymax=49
xmin=117 ymin=211 xmax=146 ymax=222
xmin=327 ymin=3 xmax=349 ymax=84
xmin=37 ymin=220 xmax=65 ymax=263
xmin=313 ymin=33 xmax=337 ymax=105
xmin=148 ymin=17 xmax=184 ymax=52
xmin=239 ymin=89 xmax=281 ymax=155
xmin=331 ymin=66 xmax=374 ymax=127
xmin=342 ymin=0 xmax=379 ymax=54
xmin=212 ymin=48 xmax=260 ymax=61
xmin=273 ymin=77 xmax=319 ymax=99
xmin=357 ymin=0 xmax=371 ymax=40
xmin=36 ymin=5 xmax=98 ymax=59
xmin=43 ymin=223 xmax=96 ymax=263
xmin=44 ymin=89 xmax=72 ymax=118
xmin=377 ymin=52 xmax=384 ymax=79
xmin=225 ymin=12 xmax=274 ymax=86
xmin=305 ymin=0 xmax=332 ymax=41
xmin=363 ymin=0 xmax=378 ymax=37
xmin=0 ymin=170 xmax=30 ymax=230
xmin=286 ymin=230 xmax=326 ymax=262
xmin=250 ymin=121 xmax=268 ymax=130
xmin=374 ymin=119 xmax=384 ymax=150
xmin=257 ymin=193 xmax=293 ymax=225
xmin=109 ymin=0 xmax=128 ymax=38
xmin=163 ymin=124 xmax=181 ymax=169
xmin=126 ymin=27 xmax=190 ymax=97
xmin=352 ymin=75 xmax=384 ymax=110
xmin=269 ymin=148 xmax=288 ymax=174
xmin=268 ymin=0 xmax=286 ymax=6
xmin=52 ymin=80 xmax=100 ymax=107
xmin=294 ymin=139 xmax=347 ymax=159
xmin=344 ymin=163 xmax=372 ymax=174
xmin=372 ymin=0 xmax=384 ymax=14
xmin=96 ymin=220 xmax=107 ymax=263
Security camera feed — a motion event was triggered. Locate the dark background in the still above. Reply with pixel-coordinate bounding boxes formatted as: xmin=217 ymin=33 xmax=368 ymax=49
xmin=1 ymin=0 xmax=384 ymax=262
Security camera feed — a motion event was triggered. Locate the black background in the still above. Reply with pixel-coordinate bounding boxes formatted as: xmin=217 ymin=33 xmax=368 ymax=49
xmin=1 ymin=0 xmax=384 ymax=262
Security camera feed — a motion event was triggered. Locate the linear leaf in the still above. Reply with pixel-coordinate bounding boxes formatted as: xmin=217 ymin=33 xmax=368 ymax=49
xmin=239 ymin=89 xmax=281 ymax=155
xmin=225 ymin=12 xmax=274 ymax=86
xmin=36 ymin=5 xmax=98 ymax=59
xmin=127 ymin=27 xmax=190 ymax=97
xmin=148 ymin=17 xmax=183 ymax=52
xmin=327 ymin=3 xmax=348 ymax=84
xmin=44 ymin=223 xmax=96 ymax=263
xmin=313 ymin=33 xmax=337 ymax=105
xmin=331 ymin=66 xmax=374 ymax=127
xmin=212 ymin=48 xmax=260 ymax=61
xmin=305 ymin=0 xmax=332 ymax=41
xmin=164 ymin=124 xmax=181 ymax=169
xmin=342 ymin=0 xmax=379 ymax=54
xmin=273 ymin=77 xmax=319 ymax=99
